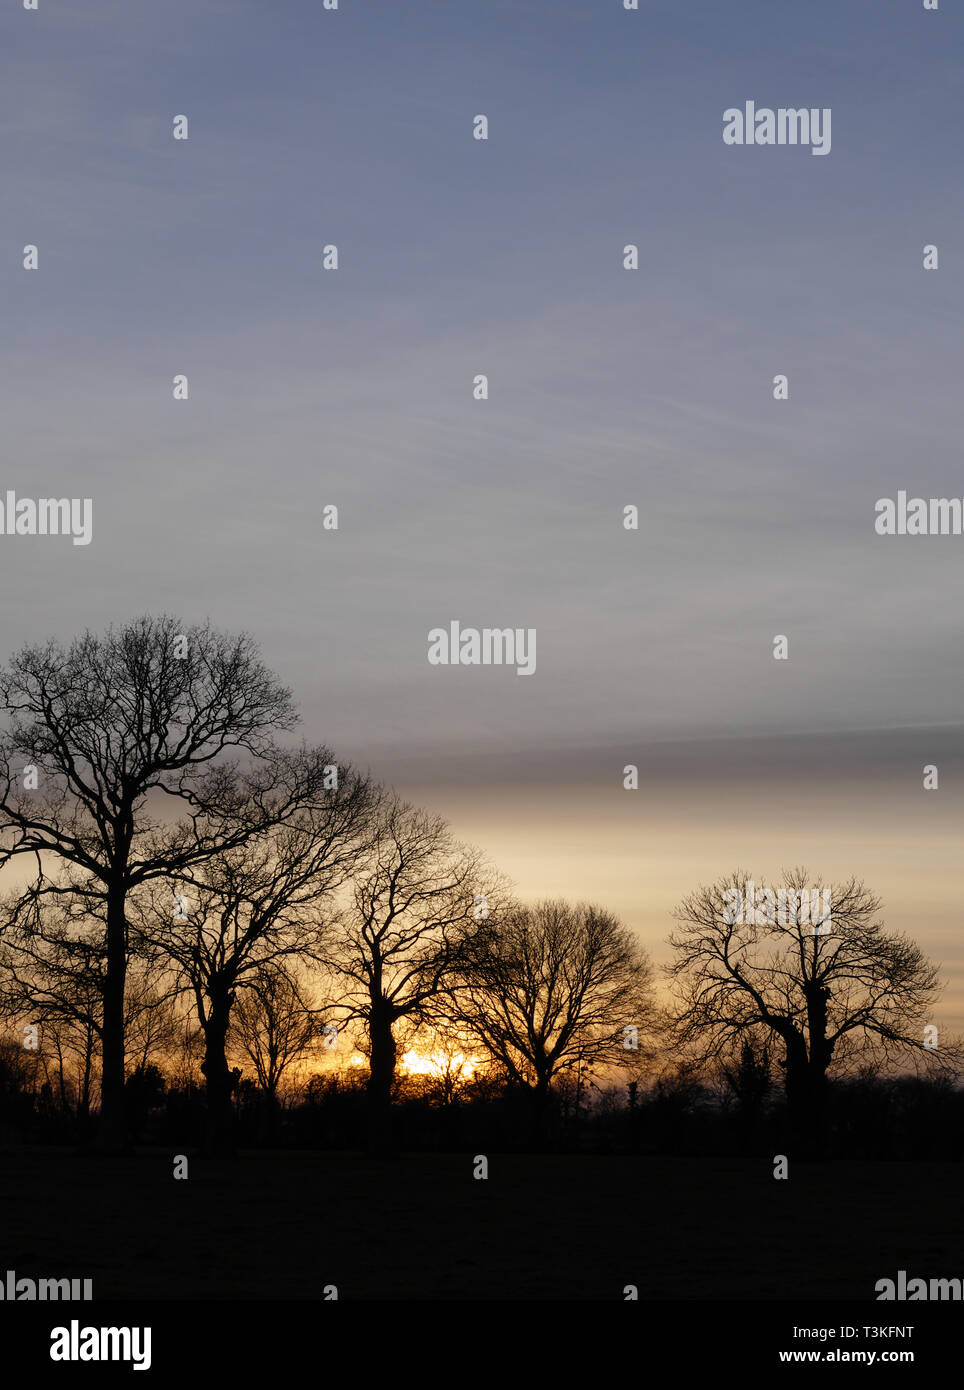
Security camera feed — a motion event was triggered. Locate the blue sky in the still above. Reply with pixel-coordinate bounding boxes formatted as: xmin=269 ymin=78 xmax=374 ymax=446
xmin=4 ymin=1 xmax=962 ymax=761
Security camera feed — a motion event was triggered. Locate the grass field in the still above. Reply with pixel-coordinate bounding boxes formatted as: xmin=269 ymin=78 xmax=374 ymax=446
xmin=1 ymin=1148 xmax=960 ymax=1300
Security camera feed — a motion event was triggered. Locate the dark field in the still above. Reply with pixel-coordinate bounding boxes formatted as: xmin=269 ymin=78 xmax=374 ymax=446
xmin=2 ymin=1148 xmax=960 ymax=1300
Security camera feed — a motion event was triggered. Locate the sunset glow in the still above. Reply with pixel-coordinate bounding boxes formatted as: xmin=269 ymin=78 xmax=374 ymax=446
xmin=399 ymin=1048 xmax=481 ymax=1080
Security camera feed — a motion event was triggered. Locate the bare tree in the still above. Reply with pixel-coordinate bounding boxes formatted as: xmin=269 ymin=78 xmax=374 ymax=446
xmin=233 ymin=965 xmax=319 ymax=1140
xmin=401 ymin=1024 xmax=482 ymax=1107
xmin=125 ymin=969 xmax=182 ymax=1078
xmin=323 ymin=791 xmax=499 ymax=1155
xmin=167 ymin=1013 xmax=207 ymax=1093
xmin=34 ymin=1015 xmax=92 ymax=1120
xmin=453 ymin=899 xmax=656 ymax=1140
xmin=131 ymin=760 xmax=373 ymax=1154
xmin=0 ymin=891 xmax=180 ymax=1125
xmin=0 ymin=615 xmax=322 ymax=1149
xmin=667 ymin=867 xmax=961 ymax=1152
xmin=0 ymin=891 xmax=105 ymax=1058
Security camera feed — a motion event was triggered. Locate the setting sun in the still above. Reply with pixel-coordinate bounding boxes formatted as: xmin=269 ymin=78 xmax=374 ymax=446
xmin=399 ymin=1049 xmax=481 ymax=1080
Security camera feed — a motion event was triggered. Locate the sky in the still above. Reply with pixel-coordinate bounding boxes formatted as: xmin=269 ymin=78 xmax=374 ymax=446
xmin=3 ymin=0 xmax=963 ymax=1030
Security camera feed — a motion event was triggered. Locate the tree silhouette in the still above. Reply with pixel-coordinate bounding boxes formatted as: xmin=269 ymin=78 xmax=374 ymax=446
xmin=233 ymin=964 xmax=319 ymax=1142
xmin=0 ymin=616 xmax=315 ymax=1149
xmin=667 ymin=867 xmax=960 ymax=1153
xmin=130 ymin=758 xmax=373 ymax=1154
xmin=323 ymin=790 xmax=497 ymax=1155
xmin=453 ymin=899 xmax=656 ymax=1142
xmin=0 ymin=891 xmax=176 ymax=1125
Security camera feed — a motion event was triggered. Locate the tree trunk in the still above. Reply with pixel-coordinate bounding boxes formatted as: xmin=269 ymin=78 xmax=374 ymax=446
xmin=97 ymin=886 xmax=129 ymax=1151
xmin=784 ymin=1027 xmax=829 ymax=1158
xmin=366 ymin=1002 xmax=397 ymax=1156
xmin=802 ymin=983 xmax=833 ymax=1155
xmin=201 ymin=997 xmax=236 ymax=1157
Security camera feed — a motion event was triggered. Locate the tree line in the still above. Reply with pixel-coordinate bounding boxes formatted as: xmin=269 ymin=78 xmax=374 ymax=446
xmin=0 ymin=617 xmax=958 ymax=1158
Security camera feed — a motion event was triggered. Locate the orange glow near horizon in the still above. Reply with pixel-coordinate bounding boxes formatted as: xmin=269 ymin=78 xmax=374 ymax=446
xmin=338 ymin=1039 xmax=484 ymax=1081
xmin=399 ymin=1048 xmax=481 ymax=1080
